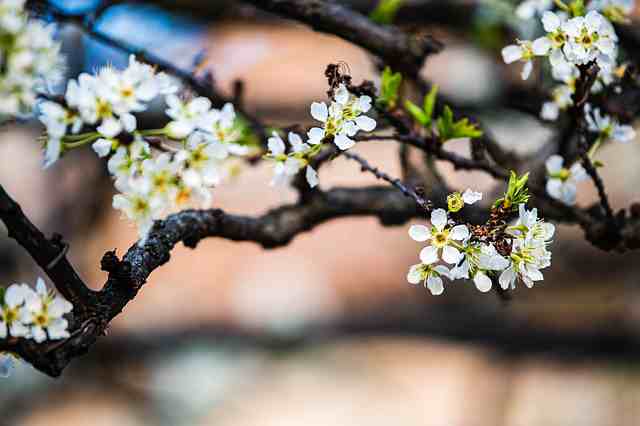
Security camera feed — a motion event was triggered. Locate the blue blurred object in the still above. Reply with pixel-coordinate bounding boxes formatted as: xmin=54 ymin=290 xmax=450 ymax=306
xmin=78 ymin=4 xmax=207 ymax=73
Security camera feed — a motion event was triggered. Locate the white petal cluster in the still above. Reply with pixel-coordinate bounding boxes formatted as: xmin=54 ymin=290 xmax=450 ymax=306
xmin=308 ymin=84 xmax=377 ymax=150
xmin=407 ymin=192 xmax=555 ymax=295
xmin=407 ymin=189 xmax=509 ymax=295
xmin=0 ymin=277 xmax=73 ymax=378
xmin=499 ymin=205 xmax=555 ymax=289
xmin=584 ymin=103 xmax=636 ymax=143
xmin=266 ymin=131 xmax=319 ymax=188
xmin=0 ymin=278 xmax=72 ymax=342
xmin=38 ymin=55 xmax=255 ymax=240
xmin=503 ymin=7 xmax=629 ymax=121
xmin=38 ymin=54 xmax=178 ymax=168
xmin=504 ymin=10 xmax=618 ymax=82
xmin=0 ymin=0 xmax=64 ymax=119
xmin=545 ymin=154 xmax=587 ymax=205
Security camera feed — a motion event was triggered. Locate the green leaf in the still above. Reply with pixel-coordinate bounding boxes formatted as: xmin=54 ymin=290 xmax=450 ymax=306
xmin=423 ymin=84 xmax=438 ymax=127
xmin=436 ymin=105 xmax=483 ymax=142
xmin=569 ymin=0 xmax=585 ymax=16
xmin=436 ymin=105 xmax=455 ymax=140
xmin=494 ymin=171 xmax=530 ymax=210
xmin=377 ymin=67 xmax=403 ymax=109
xmin=404 ymin=100 xmax=428 ymax=126
xmin=370 ymin=0 xmax=405 ymax=25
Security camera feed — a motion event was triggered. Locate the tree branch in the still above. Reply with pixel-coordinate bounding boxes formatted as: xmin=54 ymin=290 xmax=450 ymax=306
xmin=240 ymin=0 xmax=443 ymax=76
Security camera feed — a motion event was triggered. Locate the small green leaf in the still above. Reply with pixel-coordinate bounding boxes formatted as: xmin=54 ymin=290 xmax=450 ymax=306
xmin=436 ymin=105 xmax=483 ymax=142
xmin=569 ymin=0 xmax=585 ymax=16
xmin=423 ymin=84 xmax=438 ymax=127
xmin=494 ymin=170 xmax=530 ymax=210
xmin=593 ymin=160 xmax=605 ymax=168
xmin=377 ymin=67 xmax=403 ymax=109
xmin=405 ymin=100 xmax=428 ymax=126
xmin=370 ymin=0 xmax=405 ymax=25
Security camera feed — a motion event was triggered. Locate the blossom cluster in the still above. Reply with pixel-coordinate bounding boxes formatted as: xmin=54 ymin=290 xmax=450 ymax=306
xmin=0 ymin=0 xmax=64 ymax=119
xmin=264 ymin=83 xmax=377 ymax=187
xmin=504 ymin=2 xmax=635 ymax=121
xmin=407 ymin=190 xmax=555 ymax=295
xmin=0 ymin=277 xmax=73 ymax=377
xmin=506 ymin=2 xmax=637 ymax=205
xmin=38 ymin=55 xmax=254 ymax=240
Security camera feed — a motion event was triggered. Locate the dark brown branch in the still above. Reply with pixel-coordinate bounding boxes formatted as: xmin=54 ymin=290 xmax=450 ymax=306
xmin=0 ymin=185 xmax=95 ymax=309
xmin=240 ymin=0 xmax=443 ymax=76
xmin=343 ymin=151 xmax=430 ymax=211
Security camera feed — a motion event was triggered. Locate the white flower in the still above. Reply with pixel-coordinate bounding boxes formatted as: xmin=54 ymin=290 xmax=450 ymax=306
xmin=39 ymin=101 xmax=81 ymax=138
xmin=0 ymin=284 xmax=31 ymax=338
xmin=113 ymin=185 xmax=164 ymax=240
xmin=176 ymin=135 xmax=227 ymax=187
xmin=407 ymin=261 xmax=451 ymax=296
xmin=545 ymin=155 xmax=587 ymax=205
xmin=585 ymin=104 xmax=636 ymax=143
xmin=509 ymin=204 xmax=556 ymax=245
xmin=499 ymin=238 xmax=550 ymax=289
xmin=462 ymin=189 xmax=482 ymax=205
xmin=515 ymin=0 xmax=553 ymax=20
xmin=499 ymin=205 xmax=555 ymax=290
xmin=308 ymin=84 xmax=376 ymax=150
xmin=107 ymin=139 xmax=151 ymax=179
xmin=20 ymin=278 xmax=73 ymax=343
xmin=0 ymin=6 xmax=64 ymax=119
xmin=501 ymin=40 xmax=548 ymax=80
xmin=141 ymin=153 xmax=182 ymax=201
xmin=450 ymin=243 xmax=510 ymax=293
xmin=562 ymin=11 xmax=618 ymax=66
xmin=409 ymin=208 xmax=469 ymax=264
xmin=198 ymin=103 xmax=242 ymax=145
xmin=266 ymin=131 xmax=317 ymax=187
xmin=165 ymin=95 xmax=211 ymax=139
xmin=108 ymin=55 xmax=160 ymax=114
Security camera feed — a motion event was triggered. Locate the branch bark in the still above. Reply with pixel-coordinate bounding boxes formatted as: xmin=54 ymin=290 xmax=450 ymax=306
xmin=240 ymin=0 xmax=443 ymax=75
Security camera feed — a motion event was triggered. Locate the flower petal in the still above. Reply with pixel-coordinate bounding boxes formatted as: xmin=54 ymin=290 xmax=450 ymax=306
xmin=419 ymin=246 xmax=438 ymax=265
xmin=408 ymin=224 xmax=430 ymax=242
xmin=430 ymin=208 xmax=447 ymax=231
xmin=442 ymin=245 xmax=462 ymax=264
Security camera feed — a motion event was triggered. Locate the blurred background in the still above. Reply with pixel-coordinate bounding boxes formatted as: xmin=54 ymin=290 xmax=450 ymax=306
xmin=1 ymin=0 xmax=640 ymax=425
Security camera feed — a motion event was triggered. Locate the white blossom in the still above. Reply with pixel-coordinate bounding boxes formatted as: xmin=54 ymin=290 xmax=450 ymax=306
xmin=500 ymin=205 xmax=555 ymax=289
xmin=266 ymin=131 xmax=319 ymax=188
xmin=545 ymin=155 xmax=587 ymax=205
xmin=409 ymin=209 xmax=469 ymax=265
xmin=20 ymin=278 xmax=73 ymax=343
xmin=562 ymin=11 xmax=617 ymax=66
xmin=407 ymin=261 xmax=451 ymax=296
xmin=308 ymin=84 xmax=376 ymax=149
xmin=501 ymin=40 xmax=549 ymax=80
xmin=0 ymin=284 xmax=31 ymax=338
xmin=165 ymin=95 xmax=211 ymax=139
xmin=585 ymin=104 xmax=636 ymax=143
xmin=0 ymin=5 xmax=64 ymax=119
